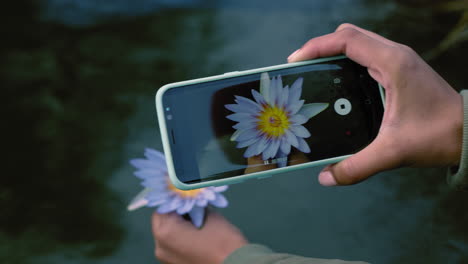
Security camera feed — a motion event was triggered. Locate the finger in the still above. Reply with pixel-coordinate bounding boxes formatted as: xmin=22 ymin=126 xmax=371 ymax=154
xmin=202 ymin=210 xmax=222 ymax=226
xmin=287 ymin=26 xmax=393 ymax=71
xmin=335 ymin=23 xmax=399 ymax=47
xmin=318 ymin=136 xmax=400 ymax=186
xmin=152 ymin=212 xmax=164 ymax=235
xmin=152 ymin=212 xmax=169 ymax=238
xmin=152 ymin=212 xmax=188 ymax=239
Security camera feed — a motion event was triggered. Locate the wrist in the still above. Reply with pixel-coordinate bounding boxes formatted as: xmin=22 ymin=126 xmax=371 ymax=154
xmin=216 ymin=238 xmax=248 ymax=264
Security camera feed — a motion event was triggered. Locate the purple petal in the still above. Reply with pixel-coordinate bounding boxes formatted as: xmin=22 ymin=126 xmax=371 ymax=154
xmin=157 ymin=195 xmax=181 ymax=214
xmin=276 ymin=76 xmax=283 ymax=91
xmin=212 ymin=186 xmax=228 ymax=192
xmin=251 ymin=89 xmax=267 ymax=105
xmin=260 ymin=72 xmax=271 ymax=104
xmin=134 ymin=169 xmax=166 ymax=180
xmin=146 ymin=187 xmax=169 ymax=197
xmin=243 ymin=136 xmax=268 ymax=158
xmin=225 ymin=104 xmax=245 ymax=113
xmin=288 ymin=77 xmax=303 ymax=105
xmin=255 ymin=136 xmax=270 ymax=155
xmin=196 ymin=198 xmax=208 ymax=207
xmin=278 ymin=85 xmax=289 ymax=108
xmin=141 ymin=177 xmax=168 ymax=189
xmin=209 ymin=193 xmax=228 ymax=208
xmin=202 ymin=189 xmax=216 ymax=201
xmin=176 ymin=199 xmax=195 ymax=214
xmin=290 ymin=125 xmax=311 ymax=138
xmin=287 ymin=100 xmax=305 ymax=115
xmin=296 ymin=137 xmax=311 ymax=153
xmin=289 ymin=114 xmax=307 ymax=125
xmin=262 ymin=139 xmax=280 ymax=160
xmin=148 ymin=198 xmax=169 ymax=207
xmin=236 ymin=128 xmax=260 ymax=142
xmin=237 ymin=136 xmax=259 ymax=148
xmin=279 ymin=137 xmax=291 ymax=155
xmin=234 ymin=96 xmax=262 ymax=112
xmin=275 ymin=150 xmax=288 ymax=168
xmin=233 ymin=120 xmax=258 ymax=130
xmin=284 ymin=130 xmax=299 ymax=147
xmin=225 ymin=103 xmax=258 ymax=115
xmin=128 ymin=188 xmax=153 ymax=210
xmin=244 ymin=143 xmax=259 ymax=158
xmin=273 ymin=76 xmax=282 ymax=106
xmin=146 ymin=192 xmax=170 ymax=206
xmin=226 ymin=113 xmax=254 ymax=122
xmin=268 ymin=76 xmax=277 ymax=106
xmin=298 ymin=103 xmax=329 ymax=119
xmin=275 ymin=76 xmax=284 ymax=105
xmin=130 ymin=158 xmax=165 ymax=170
xmin=230 ymin=129 xmax=242 ymax=141
xmin=144 ymin=148 xmax=166 ymax=163
xmin=277 ymin=159 xmax=287 ymax=168
xmin=188 ymin=206 xmax=205 ymax=228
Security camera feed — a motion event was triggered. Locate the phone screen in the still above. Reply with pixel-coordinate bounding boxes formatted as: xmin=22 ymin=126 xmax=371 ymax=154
xmin=162 ymin=58 xmax=384 ymax=184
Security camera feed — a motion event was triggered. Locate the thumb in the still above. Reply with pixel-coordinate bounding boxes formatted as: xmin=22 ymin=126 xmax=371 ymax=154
xmin=318 ymin=136 xmax=400 ymax=186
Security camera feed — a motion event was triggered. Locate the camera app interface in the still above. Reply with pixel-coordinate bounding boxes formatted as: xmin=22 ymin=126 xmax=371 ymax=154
xmin=163 ymin=58 xmax=383 ymax=183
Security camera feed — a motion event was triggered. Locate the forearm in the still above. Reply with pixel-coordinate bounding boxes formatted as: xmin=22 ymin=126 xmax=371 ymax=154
xmin=224 ymin=244 xmax=369 ymax=264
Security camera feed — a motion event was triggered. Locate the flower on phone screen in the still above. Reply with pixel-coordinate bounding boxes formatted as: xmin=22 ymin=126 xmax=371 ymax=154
xmin=225 ymin=72 xmax=328 ymax=163
xmin=127 ymin=148 xmax=228 ymax=228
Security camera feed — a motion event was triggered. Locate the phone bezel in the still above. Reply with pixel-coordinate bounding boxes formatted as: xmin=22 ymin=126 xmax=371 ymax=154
xmin=156 ymin=55 xmax=385 ymax=190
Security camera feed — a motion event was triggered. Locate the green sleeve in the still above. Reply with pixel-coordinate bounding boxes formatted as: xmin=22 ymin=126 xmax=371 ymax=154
xmin=223 ymin=244 xmax=369 ymax=264
xmin=447 ymin=90 xmax=468 ymax=190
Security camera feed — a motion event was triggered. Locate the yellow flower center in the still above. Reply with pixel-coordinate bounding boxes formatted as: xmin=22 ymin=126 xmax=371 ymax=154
xmin=257 ymin=105 xmax=290 ymax=137
xmin=167 ymin=180 xmax=204 ymax=198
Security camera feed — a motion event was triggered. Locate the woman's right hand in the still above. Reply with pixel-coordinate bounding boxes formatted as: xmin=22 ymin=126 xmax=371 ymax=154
xmin=288 ymin=23 xmax=463 ymax=186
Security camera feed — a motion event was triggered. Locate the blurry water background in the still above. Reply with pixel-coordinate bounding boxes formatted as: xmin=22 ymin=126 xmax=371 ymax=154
xmin=2 ymin=0 xmax=468 ymax=263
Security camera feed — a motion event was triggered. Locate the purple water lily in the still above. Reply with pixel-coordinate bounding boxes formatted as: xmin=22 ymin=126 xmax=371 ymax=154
xmin=225 ymin=72 xmax=328 ymax=164
xmin=127 ymin=148 xmax=228 ymax=228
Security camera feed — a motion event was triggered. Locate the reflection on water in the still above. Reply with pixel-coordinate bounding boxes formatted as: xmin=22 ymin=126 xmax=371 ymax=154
xmin=1 ymin=1 xmax=204 ymax=263
xmin=1 ymin=0 xmax=467 ymax=263
xmin=381 ymin=167 xmax=468 ymax=262
xmin=41 ymin=0 xmax=202 ymax=26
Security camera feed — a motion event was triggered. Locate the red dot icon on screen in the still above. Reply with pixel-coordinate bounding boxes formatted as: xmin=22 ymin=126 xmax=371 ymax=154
xmin=345 ymin=131 xmax=351 ymax=136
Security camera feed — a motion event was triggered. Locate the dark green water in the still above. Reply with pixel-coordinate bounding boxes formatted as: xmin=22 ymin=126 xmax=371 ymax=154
xmin=2 ymin=0 xmax=467 ymax=263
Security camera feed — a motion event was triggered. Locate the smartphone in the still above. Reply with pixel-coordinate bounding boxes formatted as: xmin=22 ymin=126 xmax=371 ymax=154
xmin=156 ymin=55 xmax=385 ymax=190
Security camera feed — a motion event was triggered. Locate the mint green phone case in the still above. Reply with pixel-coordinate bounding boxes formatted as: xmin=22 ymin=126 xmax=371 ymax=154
xmin=156 ymin=55 xmax=385 ymax=190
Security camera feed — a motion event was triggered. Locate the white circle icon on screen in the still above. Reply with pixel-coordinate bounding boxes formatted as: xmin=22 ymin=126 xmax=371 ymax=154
xmin=334 ymin=98 xmax=352 ymax=115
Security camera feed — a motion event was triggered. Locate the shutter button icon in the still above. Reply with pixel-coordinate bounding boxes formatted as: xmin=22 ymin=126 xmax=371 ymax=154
xmin=334 ymin=98 xmax=352 ymax=115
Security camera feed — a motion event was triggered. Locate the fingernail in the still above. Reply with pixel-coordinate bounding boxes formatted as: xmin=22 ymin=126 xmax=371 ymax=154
xmin=319 ymin=171 xmax=337 ymax=186
xmin=287 ymin=49 xmax=301 ymax=62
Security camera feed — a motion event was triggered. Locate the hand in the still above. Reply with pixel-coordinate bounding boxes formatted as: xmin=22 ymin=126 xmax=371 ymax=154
xmin=288 ymin=23 xmax=463 ymax=186
xmin=152 ymin=211 xmax=248 ymax=264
